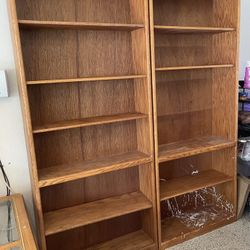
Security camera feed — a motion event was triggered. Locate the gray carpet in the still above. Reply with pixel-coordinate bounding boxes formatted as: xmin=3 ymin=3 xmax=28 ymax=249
xmin=169 ymin=213 xmax=250 ymax=250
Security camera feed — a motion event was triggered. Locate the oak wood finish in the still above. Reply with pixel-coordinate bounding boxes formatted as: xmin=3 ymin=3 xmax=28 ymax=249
xmin=154 ymin=25 xmax=235 ymax=34
xmin=19 ymin=20 xmax=145 ymax=31
xmin=149 ymin=0 xmax=240 ymax=248
xmin=32 ymin=113 xmax=148 ymax=134
xmin=44 ymin=191 xmax=152 ymax=235
xmin=26 ymin=75 xmax=147 ymax=85
xmin=38 ymin=151 xmax=152 ymax=188
xmin=0 ymin=194 xmax=37 ymax=250
xmin=9 ymin=0 xmax=157 ymax=249
xmin=160 ymin=170 xmax=232 ymax=201
xmin=158 ymin=136 xmax=235 ymax=163
xmin=85 ymin=230 xmax=155 ymax=250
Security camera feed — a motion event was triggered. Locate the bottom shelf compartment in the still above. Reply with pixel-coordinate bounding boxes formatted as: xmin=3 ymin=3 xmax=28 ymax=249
xmin=160 ymin=183 xmax=236 ymax=249
xmin=86 ymin=230 xmax=155 ymax=250
xmin=46 ymin=212 xmax=156 ymax=250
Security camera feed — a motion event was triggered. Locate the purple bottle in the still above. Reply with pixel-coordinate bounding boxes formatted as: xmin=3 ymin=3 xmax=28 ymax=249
xmin=244 ymin=61 xmax=250 ymax=89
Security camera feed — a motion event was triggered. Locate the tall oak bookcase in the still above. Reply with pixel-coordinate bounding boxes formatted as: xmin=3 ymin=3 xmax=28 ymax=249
xmin=149 ymin=0 xmax=240 ymax=249
xmin=9 ymin=0 xmax=239 ymax=249
xmin=9 ymin=0 xmax=157 ymax=249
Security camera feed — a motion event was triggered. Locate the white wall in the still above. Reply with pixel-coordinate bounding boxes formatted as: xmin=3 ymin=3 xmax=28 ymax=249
xmin=0 ymin=0 xmax=34 ymax=221
xmin=240 ymin=0 xmax=250 ymax=79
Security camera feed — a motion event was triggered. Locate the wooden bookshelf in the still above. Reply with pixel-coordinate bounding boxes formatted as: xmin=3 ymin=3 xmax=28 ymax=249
xmin=9 ymin=0 xmax=157 ymax=249
xmin=149 ymin=0 xmax=239 ymax=248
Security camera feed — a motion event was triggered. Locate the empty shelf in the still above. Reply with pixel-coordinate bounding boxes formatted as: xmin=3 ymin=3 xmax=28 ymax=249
xmin=160 ymin=169 xmax=233 ymax=201
xmin=38 ymin=151 xmax=152 ymax=188
xmin=158 ymin=136 xmax=235 ymax=163
xmin=155 ymin=64 xmax=234 ymax=72
xmin=26 ymin=75 xmax=147 ymax=85
xmin=154 ymin=25 xmax=235 ymax=34
xmin=86 ymin=230 xmax=155 ymax=250
xmin=33 ymin=113 xmax=148 ymax=134
xmin=44 ymin=192 xmax=152 ymax=236
xmin=19 ymin=20 xmax=144 ymax=31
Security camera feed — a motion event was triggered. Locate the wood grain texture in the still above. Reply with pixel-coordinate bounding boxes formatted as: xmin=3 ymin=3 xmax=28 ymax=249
xmin=161 ymin=214 xmax=236 ymax=249
xmin=16 ymin=0 xmax=145 ymax=24
xmin=44 ymin=192 xmax=152 ymax=235
xmin=0 ymin=194 xmax=37 ymax=250
xmin=40 ymin=167 xmax=139 ymax=213
xmin=154 ymin=25 xmax=235 ymax=34
xmin=34 ymin=121 xmax=138 ymax=169
xmin=19 ymin=20 xmax=144 ymax=31
xmin=28 ymin=79 xmax=137 ymax=128
xmin=26 ymin=74 xmax=147 ymax=85
xmin=155 ymin=64 xmax=234 ymax=71
xmin=149 ymin=0 xmax=239 ymax=247
xmin=86 ymin=230 xmax=155 ymax=250
xmin=158 ymin=136 xmax=235 ymax=163
xmin=160 ymin=169 xmax=232 ymax=201
xmin=8 ymin=1 xmax=47 ymax=249
xmin=12 ymin=0 xmax=157 ymax=248
xmin=46 ymin=213 xmax=142 ymax=249
xmin=20 ymin=29 xmax=139 ymax=81
xmin=38 ymin=151 xmax=152 ymax=187
xmin=153 ymin=0 xmax=238 ymax=28
xmin=33 ymin=113 xmax=148 ymax=133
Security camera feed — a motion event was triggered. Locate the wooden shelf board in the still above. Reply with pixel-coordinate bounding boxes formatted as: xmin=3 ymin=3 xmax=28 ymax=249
xmin=158 ymin=136 xmax=236 ymax=163
xmin=154 ymin=25 xmax=235 ymax=34
xmin=38 ymin=151 xmax=152 ymax=188
xmin=26 ymin=75 xmax=147 ymax=85
xmin=18 ymin=20 xmax=144 ymax=31
xmin=86 ymin=230 xmax=155 ymax=250
xmin=160 ymin=169 xmax=233 ymax=201
xmin=155 ymin=64 xmax=234 ymax=72
xmin=44 ymin=192 xmax=152 ymax=236
xmin=158 ymin=108 xmax=211 ymax=118
xmin=161 ymin=212 xmax=236 ymax=249
xmin=33 ymin=113 xmax=148 ymax=134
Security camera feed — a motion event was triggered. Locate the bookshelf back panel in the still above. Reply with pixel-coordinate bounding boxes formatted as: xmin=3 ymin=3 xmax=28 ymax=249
xmin=46 ymin=213 xmax=142 ymax=250
xmin=20 ymin=29 xmax=140 ymax=81
xmin=28 ymin=80 xmax=136 ymax=127
xmin=156 ymin=70 xmax=212 ymax=116
xmin=34 ymin=121 xmax=138 ymax=169
xmin=159 ymin=153 xmax=212 ymax=180
xmin=157 ymin=110 xmax=212 ymax=145
xmin=16 ymin=0 xmax=145 ymax=24
xmin=156 ymin=67 xmax=237 ymax=145
xmin=153 ymin=0 xmax=238 ymax=27
xmin=156 ymin=70 xmax=212 ymax=145
xmin=155 ymin=32 xmax=235 ymax=68
xmin=41 ymin=168 xmax=139 ymax=212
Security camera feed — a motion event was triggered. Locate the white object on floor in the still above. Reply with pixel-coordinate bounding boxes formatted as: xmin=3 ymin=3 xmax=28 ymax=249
xmin=169 ymin=213 xmax=250 ymax=250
